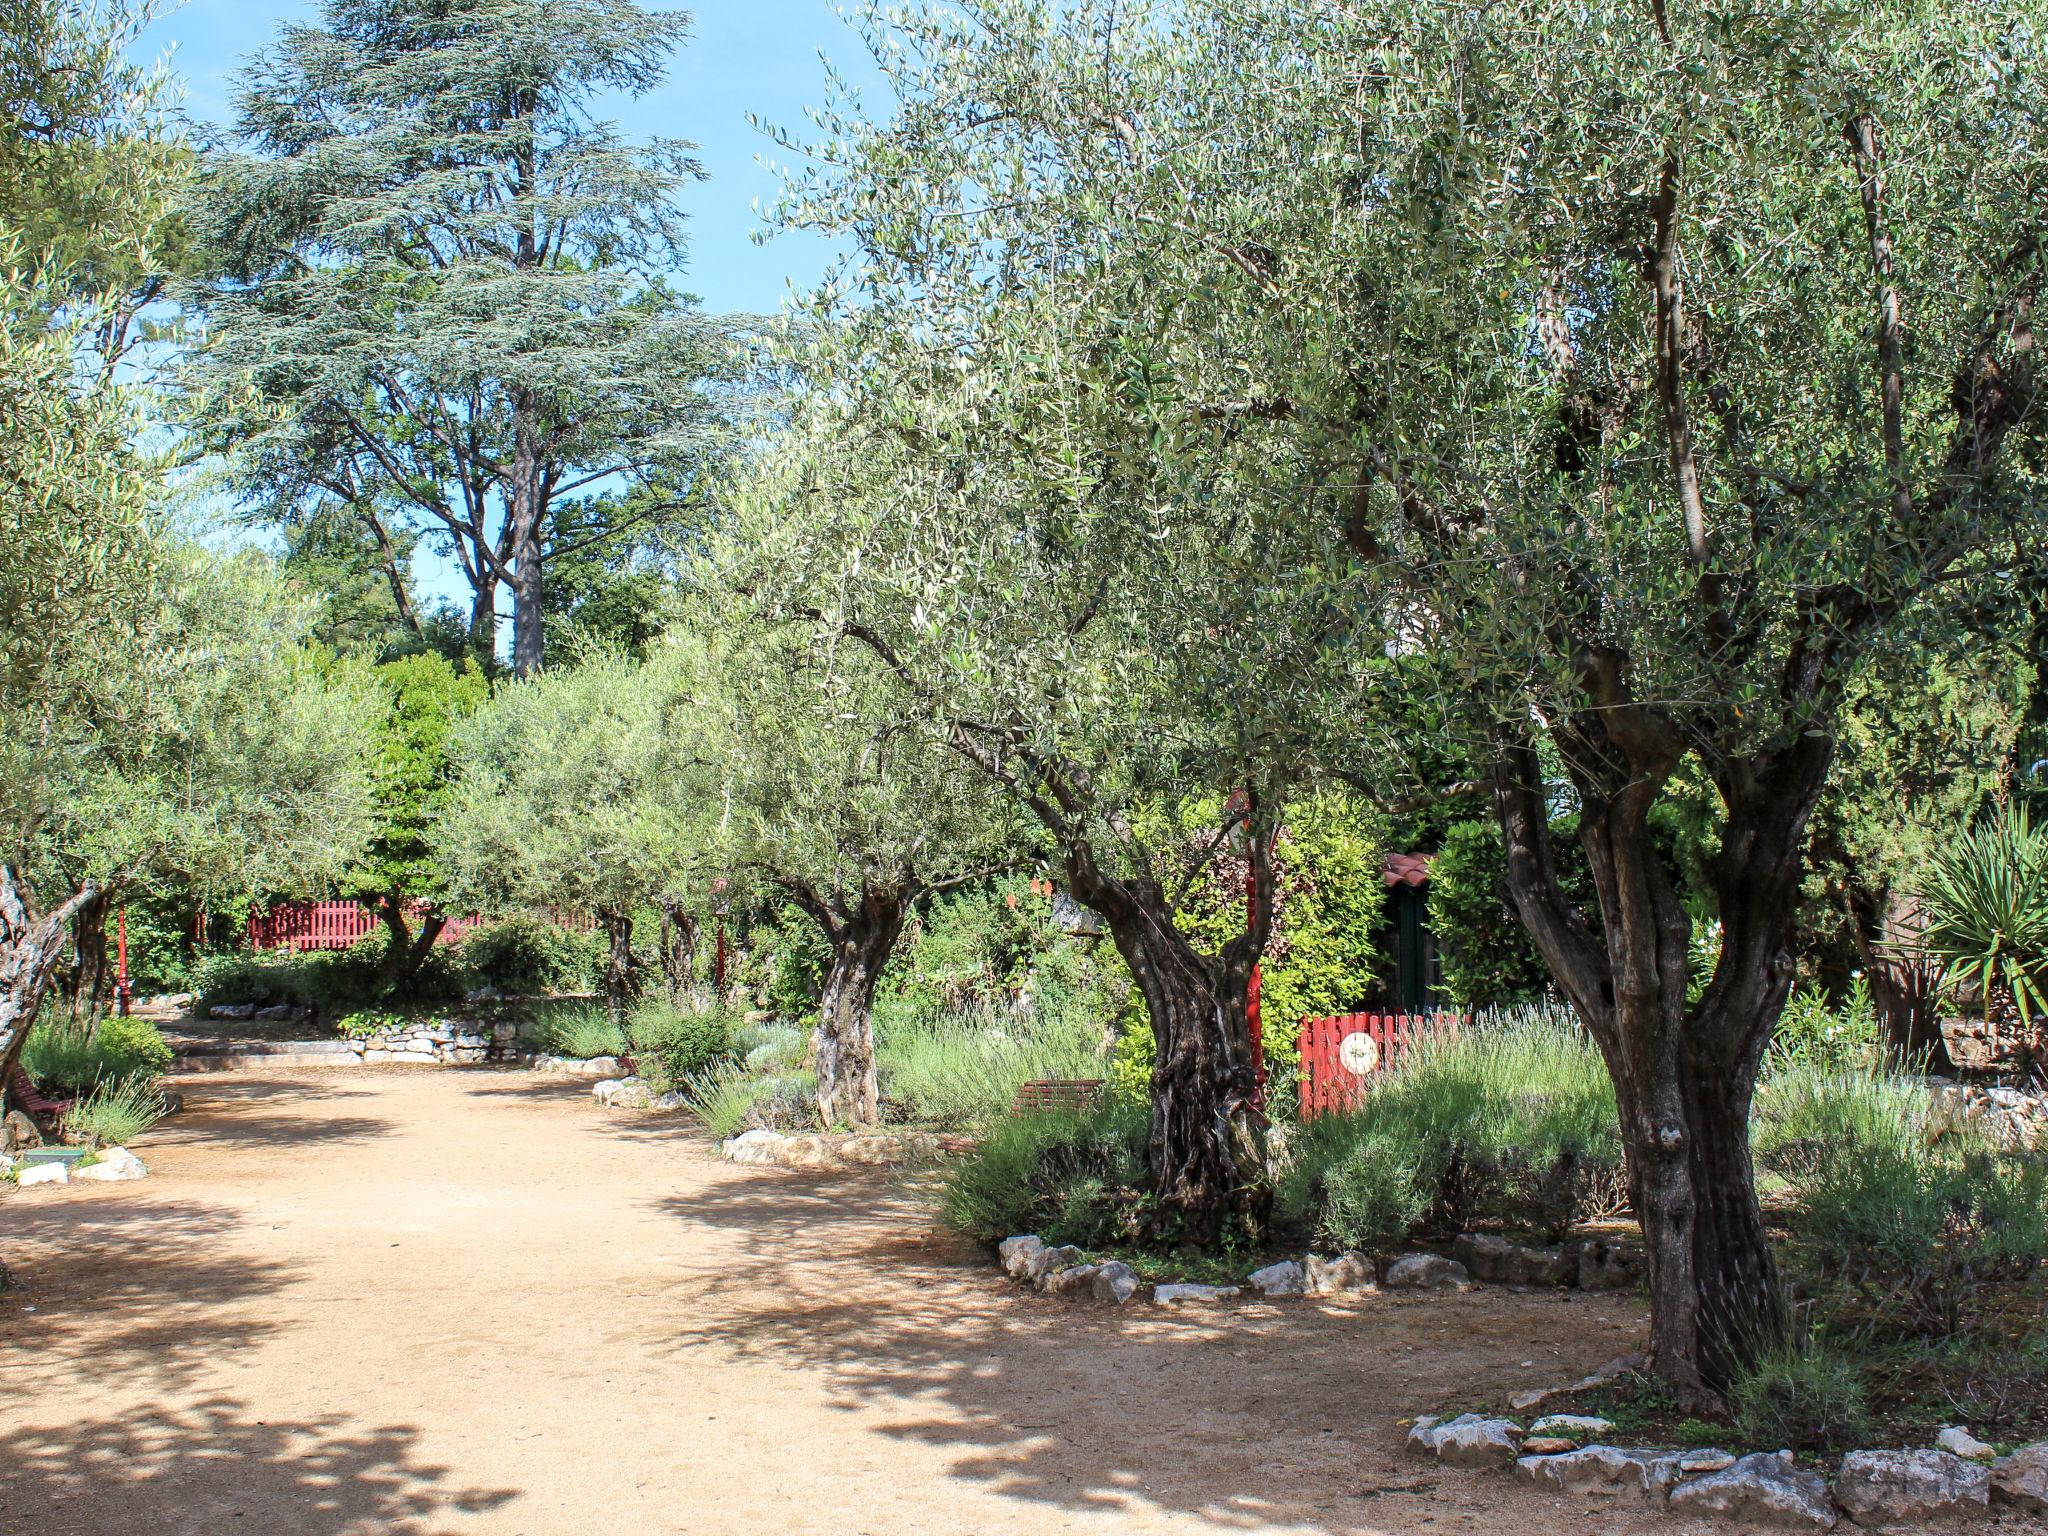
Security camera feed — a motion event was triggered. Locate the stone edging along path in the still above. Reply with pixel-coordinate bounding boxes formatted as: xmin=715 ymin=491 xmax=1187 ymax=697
xmin=1406 ymin=1408 xmax=2047 ymax=1529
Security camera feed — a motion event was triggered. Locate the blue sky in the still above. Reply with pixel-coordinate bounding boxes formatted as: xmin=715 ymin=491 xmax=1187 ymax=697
xmin=131 ymin=2 xmax=888 ymax=628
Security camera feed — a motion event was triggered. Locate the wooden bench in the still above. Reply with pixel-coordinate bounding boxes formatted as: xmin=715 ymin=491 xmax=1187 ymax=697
xmin=6 ymin=1065 xmax=74 ymax=1130
xmin=1012 ymin=1078 xmax=1105 ymax=1115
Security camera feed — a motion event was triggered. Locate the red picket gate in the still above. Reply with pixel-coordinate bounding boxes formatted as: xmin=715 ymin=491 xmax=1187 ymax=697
xmin=1296 ymin=1011 xmax=1466 ymax=1119
xmin=244 ymin=901 xmax=568 ymax=952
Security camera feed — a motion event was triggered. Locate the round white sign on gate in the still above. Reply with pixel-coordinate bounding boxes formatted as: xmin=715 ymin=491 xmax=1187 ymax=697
xmin=1337 ymin=1031 xmax=1380 ymax=1076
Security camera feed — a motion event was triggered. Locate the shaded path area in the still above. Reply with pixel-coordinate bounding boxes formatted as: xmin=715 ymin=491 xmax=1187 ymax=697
xmin=2 ymin=1068 xmax=1673 ymax=1535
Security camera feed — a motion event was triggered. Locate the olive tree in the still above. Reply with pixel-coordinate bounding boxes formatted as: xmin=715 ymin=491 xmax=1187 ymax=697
xmin=436 ymin=649 xmax=706 ymax=1006
xmin=780 ymin=0 xmax=2048 ymax=1399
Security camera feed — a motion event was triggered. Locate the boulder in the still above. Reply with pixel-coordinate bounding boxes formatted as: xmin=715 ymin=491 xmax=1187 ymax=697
xmin=1514 ymin=1445 xmax=1683 ymax=1504
xmin=1521 ymin=1437 xmax=1578 ymax=1456
xmin=1453 ymin=1232 xmax=1575 ymax=1287
xmin=465 ymin=986 xmax=504 ymax=1003
xmin=210 ymin=1003 xmax=257 ymax=1020
xmin=1991 ymin=1442 xmax=2048 ymax=1514
xmin=722 ymin=1128 xmax=785 ymax=1164
xmin=1404 ymin=1416 xmax=1443 ymax=1454
xmin=18 ymin=1161 xmax=68 ymax=1187
xmin=2 ymin=1109 xmax=42 ymax=1151
xmin=1247 ymin=1260 xmax=1306 ymax=1297
xmin=1667 ymin=1450 xmax=1838 ymax=1529
xmin=998 ymin=1236 xmax=1048 ymax=1280
xmin=1304 ymin=1251 xmax=1378 ymax=1296
xmin=1152 ymin=1282 xmax=1239 ymax=1304
xmin=1430 ymin=1414 xmax=1523 ymax=1469
xmin=650 ymin=1091 xmax=685 ymax=1110
xmin=592 ymin=1077 xmax=651 ymax=1108
xmin=1575 ymin=1237 xmax=1644 ymax=1291
xmin=386 ymin=1050 xmax=438 ymax=1064
xmin=1676 ymin=1449 xmax=1739 ymax=1475
xmin=1529 ymin=1414 xmax=1614 ymax=1440
xmin=1934 ymin=1426 xmax=1995 ymax=1463
xmin=1833 ymin=1449 xmax=1989 ymax=1524
xmin=1043 ymin=1262 xmax=1102 ymax=1296
xmin=1090 ymin=1262 xmax=1140 ymax=1304
xmin=1384 ymin=1253 xmax=1472 ymax=1291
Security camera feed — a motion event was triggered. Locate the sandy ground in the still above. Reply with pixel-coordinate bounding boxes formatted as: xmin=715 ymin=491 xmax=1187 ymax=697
xmin=0 ymin=1067 xmax=1935 ymax=1536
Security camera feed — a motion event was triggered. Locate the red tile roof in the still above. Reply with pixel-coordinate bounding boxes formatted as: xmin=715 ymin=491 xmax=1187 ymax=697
xmin=1383 ymin=852 xmax=1433 ymax=888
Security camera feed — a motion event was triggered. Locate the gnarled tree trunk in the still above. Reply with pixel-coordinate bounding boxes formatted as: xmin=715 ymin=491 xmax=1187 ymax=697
xmin=1496 ymin=725 xmax=1829 ymax=1406
xmin=597 ymin=907 xmax=637 ymax=1021
xmin=66 ymin=888 xmax=111 ymax=1026
xmin=785 ymin=878 xmax=913 ymax=1129
xmin=1 ymin=867 xmax=99 ymax=1104
xmin=658 ymin=899 xmax=699 ymax=1004
xmin=373 ymin=891 xmax=446 ymax=996
xmin=1065 ymin=816 xmax=1277 ymax=1248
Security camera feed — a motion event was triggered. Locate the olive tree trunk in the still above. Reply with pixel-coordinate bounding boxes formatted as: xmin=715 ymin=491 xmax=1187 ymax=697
xmin=373 ymin=891 xmax=446 ymax=995
xmin=658 ymin=899 xmax=699 ymax=1004
xmin=1065 ymin=818 xmax=1277 ymax=1247
xmin=597 ymin=907 xmax=637 ymax=1021
xmin=66 ymin=888 xmax=111 ymax=1025
xmin=0 ymin=867 xmax=98 ymax=1103
xmin=785 ymin=879 xmax=912 ymax=1129
xmin=1495 ymin=727 xmax=1831 ymax=1406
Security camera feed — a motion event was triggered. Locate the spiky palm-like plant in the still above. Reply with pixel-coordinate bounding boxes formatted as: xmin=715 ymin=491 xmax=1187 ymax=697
xmin=1919 ymin=810 xmax=2048 ymax=1033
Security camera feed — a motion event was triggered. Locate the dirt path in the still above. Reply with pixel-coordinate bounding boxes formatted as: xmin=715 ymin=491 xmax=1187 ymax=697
xmin=2 ymin=1067 xmax=1700 ymax=1536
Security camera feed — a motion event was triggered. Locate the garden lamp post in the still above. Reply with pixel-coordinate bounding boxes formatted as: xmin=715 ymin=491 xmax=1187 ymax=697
xmin=116 ymin=901 xmax=131 ymax=1017
xmin=710 ymin=877 xmax=731 ymax=996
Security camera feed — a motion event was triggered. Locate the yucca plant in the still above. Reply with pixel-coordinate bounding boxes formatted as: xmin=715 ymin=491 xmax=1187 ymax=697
xmin=1918 ymin=808 xmax=2048 ymax=1031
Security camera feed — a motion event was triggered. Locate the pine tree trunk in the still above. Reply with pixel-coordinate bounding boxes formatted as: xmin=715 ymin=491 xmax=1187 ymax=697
xmin=0 ymin=870 xmax=98 ymax=1103
xmin=508 ymin=390 xmax=546 ymax=677
xmin=809 ymin=888 xmax=907 ymax=1129
xmin=598 ymin=908 xmax=636 ymax=1021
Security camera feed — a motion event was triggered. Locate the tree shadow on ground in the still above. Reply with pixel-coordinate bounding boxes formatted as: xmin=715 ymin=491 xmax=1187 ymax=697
xmin=0 ymin=1395 xmax=517 ymax=1536
xmin=640 ymin=1164 xmax=1647 ymax=1536
xmin=152 ymin=1074 xmax=388 ymax=1152
xmin=0 ymin=1198 xmax=297 ymax=1394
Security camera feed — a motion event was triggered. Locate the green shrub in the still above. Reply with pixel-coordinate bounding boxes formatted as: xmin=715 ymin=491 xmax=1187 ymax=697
xmin=192 ymin=943 xmax=384 ymax=1013
xmin=530 ymin=1002 xmax=626 ymax=1060
xmin=1918 ymin=805 xmax=2048 ymax=1028
xmin=627 ymin=998 xmax=737 ymax=1089
xmin=1730 ymin=1336 xmax=1873 ymax=1453
xmin=456 ymin=914 xmax=602 ymax=996
xmin=62 ymin=1075 xmax=169 ymax=1148
xmin=676 ymin=1058 xmax=815 ymax=1137
xmin=1279 ymin=1008 xmax=1623 ymax=1247
xmin=1765 ymin=980 xmax=1882 ymax=1077
xmin=940 ymin=1100 xmax=1150 ymax=1247
xmin=22 ymin=1014 xmax=174 ymax=1094
xmin=732 ymin=1018 xmax=806 ymax=1073
xmin=876 ymin=1001 xmax=1108 ymax=1130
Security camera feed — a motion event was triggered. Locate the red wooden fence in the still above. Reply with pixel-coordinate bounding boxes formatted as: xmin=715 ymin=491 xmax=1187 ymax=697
xmin=1296 ymin=1011 xmax=1466 ymax=1119
xmin=246 ymin=901 xmax=594 ymax=953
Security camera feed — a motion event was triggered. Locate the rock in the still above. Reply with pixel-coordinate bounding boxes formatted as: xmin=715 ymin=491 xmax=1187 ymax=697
xmin=651 ymin=1091 xmax=685 ymax=1110
xmin=1934 ymin=1426 xmax=1995 ymax=1463
xmin=1677 ymin=1449 xmax=1739 ymax=1474
xmin=1668 ymin=1450 xmax=1838 ymax=1529
xmin=361 ymin=1049 xmax=390 ymax=1064
xmin=1419 ymin=1414 xmax=1523 ymax=1469
xmin=210 ymin=1003 xmax=256 ymax=1019
xmin=1991 ymin=1443 xmax=2048 ymax=1514
xmin=254 ymin=1003 xmax=294 ymax=1021
xmin=998 ymin=1236 xmax=1048 ymax=1280
xmin=1152 ymin=1282 xmax=1239 ymax=1304
xmin=593 ymin=1078 xmax=651 ymax=1109
xmin=722 ymin=1128 xmax=785 ymax=1164
xmin=75 ymin=1147 xmax=147 ymax=1182
xmin=1530 ymin=1414 xmax=1614 ymax=1440
xmin=1453 ymin=1232 xmax=1575 ymax=1286
xmin=448 ymin=1048 xmax=488 ymax=1065
xmin=1304 ymin=1251 xmax=1378 ymax=1296
xmin=1515 ymin=1444 xmax=1683 ymax=1504
xmin=1031 ymin=1245 xmax=1086 ymax=1285
xmin=2 ymin=1109 xmax=42 ymax=1151
xmin=1384 ymin=1253 xmax=1472 ymax=1291
xmin=1404 ymin=1415 xmax=1443 ymax=1454
xmin=386 ymin=1050 xmax=438 ymax=1064
xmin=1247 ymin=1260 xmax=1305 ymax=1297
xmin=1522 ymin=1436 xmax=1578 ymax=1456
xmin=534 ymin=1054 xmax=619 ymax=1077
xmin=1090 ymin=1261 xmax=1140 ymax=1304
xmin=1043 ymin=1263 xmax=1101 ymax=1296
xmin=465 ymin=986 xmax=504 ymax=1003
xmin=1575 ymin=1237 xmax=1644 ymax=1290
xmin=1834 ymin=1449 xmax=1989 ymax=1524
xmin=18 ymin=1162 xmax=68 ymax=1187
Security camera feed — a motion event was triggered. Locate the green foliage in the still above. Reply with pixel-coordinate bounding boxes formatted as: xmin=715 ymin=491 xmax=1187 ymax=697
xmin=192 ymin=942 xmax=384 ymax=1014
xmin=759 ymin=904 xmax=830 ymax=1020
xmin=1429 ymin=820 xmax=1554 ymax=1011
xmin=940 ymin=1101 xmax=1151 ymax=1248
xmin=1765 ymin=981 xmax=1883 ymax=1077
xmin=1278 ymin=1011 xmax=1624 ymax=1248
xmin=626 ymin=998 xmax=738 ymax=1090
xmin=345 ymin=652 xmax=489 ymax=910
xmin=61 ymin=1075 xmax=169 ymax=1149
xmin=22 ymin=1013 xmax=172 ymax=1095
xmin=455 ymin=915 xmax=602 ymax=997
xmin=674 ymin=1058 xmax=815 ymax=1138
xmin=530 ymin=1003 xmax=627 ymax=1062
xmin=1730 ymin=1338 xmax=1874 ymax=1455
xmin=875 ymin=1002 xmax=1108 ymax=1131
xmin=1918 ymin=807 xmax=2048 ymax=1028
